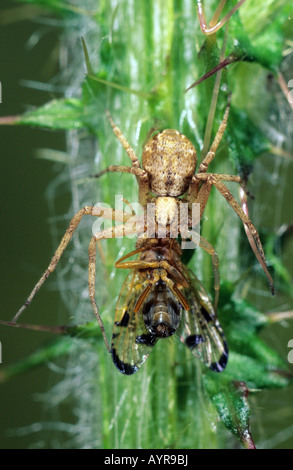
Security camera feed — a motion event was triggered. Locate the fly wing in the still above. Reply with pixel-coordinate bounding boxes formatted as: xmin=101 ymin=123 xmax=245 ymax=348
xmin=111 ymin=272 xmax=157 ymax=375
xmin=180 ymin=271 xmax=228 ymax=372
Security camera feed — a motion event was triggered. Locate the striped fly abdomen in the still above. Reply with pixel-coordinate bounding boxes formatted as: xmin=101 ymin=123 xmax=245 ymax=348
xmin=142 ymin=281 xmax=182 ymax=338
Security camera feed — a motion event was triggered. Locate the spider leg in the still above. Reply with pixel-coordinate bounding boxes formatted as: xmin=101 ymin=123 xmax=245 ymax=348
xmin=187 ymin=231 xmax=220 ymax=313
xmin=106 ymin=110 xmax=141 ymax=169
xmin=189 ymin=95 xmax=233 ymax=205
xmin=12 ymin=206 xmax=95 ymax=323
xmin=201 ymin=176 xmax=274 ymax=293
xmin=88 ymin=237 xmax=110 ymax=351
xmin=200 ymin=173 xmax=243 ymax=184
xmin=91 ymin=165 xmax=145 ymax=179
xmin=188 ymin=177 xmax=201 ymax=204
xmin=88 ymin=216 xmax=145 ymax=350
xmin=197 ymin=0 xmax=247 ymax=36
xmin=92 ymin=163 xmax=150 ymax=207
xmin=105 ymin=111 xmax=151 ymax=206
xmin=92 ymin=112 xmax=151 ymax=207
xmin=193 ymin=173 xmax=244 ymax=215
xmin=239 ymin=187 xmax=274 ymax=292
xmin=12 ymin=206 xmax=136 ymax=324
xmin=190 ymin=177 xmax=212 ymax=217
xmin=212 ymin=178 xmax=263 ymax=254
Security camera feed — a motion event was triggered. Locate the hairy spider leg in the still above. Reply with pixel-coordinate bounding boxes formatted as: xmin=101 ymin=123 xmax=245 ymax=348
xmin=188 ymin=99 xmax=274 ymax=294
xmin=198 ymin=96 xmax=231 ymax=173
xmin=88 ymin=217 xmax=143 ymax=350
xmin=105 ymin=109 xmax=141 ymax=168
xmin=12 ymin=205 xmax=143 ymax=349
xmin=195 ymin=174 xmax=274 ymax=293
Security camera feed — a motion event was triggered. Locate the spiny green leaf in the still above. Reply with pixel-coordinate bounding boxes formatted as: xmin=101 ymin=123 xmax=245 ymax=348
xmin=205 ymin=378 xmax=255 ymax=448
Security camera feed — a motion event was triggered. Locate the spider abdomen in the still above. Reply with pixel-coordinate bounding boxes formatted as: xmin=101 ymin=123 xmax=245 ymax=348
xmin=142 ymin=129 xmax=197 ymax=197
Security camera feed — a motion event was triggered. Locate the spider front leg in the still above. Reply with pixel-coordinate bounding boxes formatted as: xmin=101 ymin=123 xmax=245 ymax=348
xmin=106 ymin=109 xmax=141 ymax=169
xmin=188 ymin=96 xmax=231 ymax=203
xmin=92 ymin=164 xmax=149 ymax=207
xmin=92 ymin=165 xmax=145 ymax=179
xmin=197 ymin=0 xmax=247 ymax=36
xmin=95 ymin=110 xmax=151 ymax=207
xmin=12 ymin=205 xmax=134 ymax=324
xmin=195 ymin=173 xmax=274 ymax=294
xmin=198 ymin=94 xmax=231 ymax=173
xmin=191 ymin=173 xmax=244 ymax=217
xmin=192 ymin=95 xmax=273 ymax=293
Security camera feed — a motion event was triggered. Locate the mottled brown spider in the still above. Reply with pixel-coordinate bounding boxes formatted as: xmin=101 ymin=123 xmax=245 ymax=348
xmin=11 ymin=99 xmax=273 ymax=353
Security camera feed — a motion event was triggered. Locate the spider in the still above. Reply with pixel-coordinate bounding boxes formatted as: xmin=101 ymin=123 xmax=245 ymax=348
xmin=10 ymin=97 xmax=273 ymax=359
